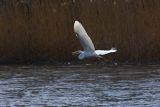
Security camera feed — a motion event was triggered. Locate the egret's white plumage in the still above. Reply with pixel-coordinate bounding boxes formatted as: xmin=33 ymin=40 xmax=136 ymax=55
xmin=95 ymin=48 xmax=117 ymax=55
xmin=73 ymin=20 xmax=117 ymax=60
xmin=74 ymin=21 xmax=95 ymax=52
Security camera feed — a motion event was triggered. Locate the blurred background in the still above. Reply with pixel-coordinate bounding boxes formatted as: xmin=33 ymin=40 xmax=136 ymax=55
xmin=0 ymin=0 xmax=160 ymax=64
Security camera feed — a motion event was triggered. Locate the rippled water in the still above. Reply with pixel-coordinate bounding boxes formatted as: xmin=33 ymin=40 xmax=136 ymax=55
xmin=0 ymin=65 xmax=160 ymax=107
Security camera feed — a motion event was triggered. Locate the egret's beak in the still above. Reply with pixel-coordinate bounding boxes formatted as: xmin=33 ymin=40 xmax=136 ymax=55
xmin=72 ymin=51 xmax=79 ymax=55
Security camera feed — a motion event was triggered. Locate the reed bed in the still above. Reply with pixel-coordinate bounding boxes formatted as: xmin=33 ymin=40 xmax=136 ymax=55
xmin=0 ymin=0 xmax=160 ymax=64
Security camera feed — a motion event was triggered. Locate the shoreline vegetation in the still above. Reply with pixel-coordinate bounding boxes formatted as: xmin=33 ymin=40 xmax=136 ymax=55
xmin=0 ymin=0 xmax=160 ymax=64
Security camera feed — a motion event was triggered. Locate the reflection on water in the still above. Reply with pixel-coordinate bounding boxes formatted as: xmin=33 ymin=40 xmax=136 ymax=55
xmin=0 ymin=65 xmax=160 ymax=107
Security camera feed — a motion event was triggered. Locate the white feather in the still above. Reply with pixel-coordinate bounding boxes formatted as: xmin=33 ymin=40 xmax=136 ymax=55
xmin=74 ymin=21 xmax=95 ymax=52
xmin=95 ymin=48 xmax=117 ymax=55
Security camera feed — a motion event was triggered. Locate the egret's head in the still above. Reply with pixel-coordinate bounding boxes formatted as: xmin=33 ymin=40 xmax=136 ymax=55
xmin=72 ymin=50 xmax=83 ymax=55
xmin=74 ymin=20 xmax=82 ymax=33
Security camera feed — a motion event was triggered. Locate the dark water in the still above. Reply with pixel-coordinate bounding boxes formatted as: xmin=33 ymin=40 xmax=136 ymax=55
xmin=0 ymin=65 xmax=160 ymax=107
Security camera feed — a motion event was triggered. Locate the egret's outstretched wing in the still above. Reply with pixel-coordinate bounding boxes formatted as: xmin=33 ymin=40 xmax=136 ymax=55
xmin=95 ymin=48 xmax=117 ymax=55
xmin=74 ymin=21 xmax=95 ymax=52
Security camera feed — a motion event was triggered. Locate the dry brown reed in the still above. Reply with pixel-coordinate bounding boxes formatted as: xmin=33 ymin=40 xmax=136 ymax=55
xmin=0 ymin=0 xmax=160 ymax=64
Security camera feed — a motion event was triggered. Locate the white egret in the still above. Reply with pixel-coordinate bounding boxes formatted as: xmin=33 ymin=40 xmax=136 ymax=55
xmin=73 ymin=21 xmax=117 ymax=60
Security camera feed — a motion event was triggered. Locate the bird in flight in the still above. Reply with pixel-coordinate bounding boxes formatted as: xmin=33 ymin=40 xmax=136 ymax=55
xmin=73 ymin=21 xmax=117 ymax=60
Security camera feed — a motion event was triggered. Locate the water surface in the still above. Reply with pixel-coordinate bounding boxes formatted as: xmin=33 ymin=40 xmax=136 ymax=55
xmin=0 ymin=65 xmax=160 ymax=107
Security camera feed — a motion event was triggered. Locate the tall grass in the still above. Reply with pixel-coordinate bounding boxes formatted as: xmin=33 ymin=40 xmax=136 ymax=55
xmin=0 ymin=0 xmax=160 ymax=64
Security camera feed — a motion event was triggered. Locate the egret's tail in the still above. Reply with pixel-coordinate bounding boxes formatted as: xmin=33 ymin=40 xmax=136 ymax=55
xmin=95 ymin=48 xmax=117 ymax=56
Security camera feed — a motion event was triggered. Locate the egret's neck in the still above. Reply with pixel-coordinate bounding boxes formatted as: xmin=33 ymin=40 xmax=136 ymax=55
xmin=78 ymin=51 xmax=85 ymax=60
xmin=79 ymin=50 xmax=84 ymax=54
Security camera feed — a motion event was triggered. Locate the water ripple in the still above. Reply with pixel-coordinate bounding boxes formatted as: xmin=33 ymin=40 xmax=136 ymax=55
xmin=0 ymin=65 xmax=160 ymax=107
